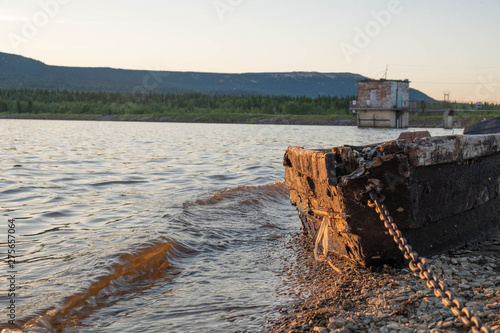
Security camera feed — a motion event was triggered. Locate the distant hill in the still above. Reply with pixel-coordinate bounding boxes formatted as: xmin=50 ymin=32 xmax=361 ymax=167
xmin=0 ymin=52 xmax=434 ymax=101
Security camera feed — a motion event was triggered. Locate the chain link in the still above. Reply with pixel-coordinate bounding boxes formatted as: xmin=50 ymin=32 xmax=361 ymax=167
xmin=368 ymin=190 xmax=493 ymax=333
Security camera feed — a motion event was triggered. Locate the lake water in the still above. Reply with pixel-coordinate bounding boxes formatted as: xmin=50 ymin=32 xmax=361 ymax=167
xmin=0 ymin=120 xmax=454 ymax=332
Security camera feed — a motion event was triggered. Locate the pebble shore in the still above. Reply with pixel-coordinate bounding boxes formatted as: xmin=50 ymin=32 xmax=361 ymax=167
xmin=267 ymin=234 xmax=500 ymax=333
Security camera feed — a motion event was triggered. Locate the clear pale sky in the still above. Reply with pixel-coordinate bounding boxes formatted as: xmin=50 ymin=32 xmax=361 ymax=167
xmin=1 ymin=0 xmax=499 ymax=102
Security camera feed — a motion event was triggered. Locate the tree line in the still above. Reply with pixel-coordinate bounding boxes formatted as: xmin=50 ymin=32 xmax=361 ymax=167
xmin=0 ymin=89 xmax=356 ymax=116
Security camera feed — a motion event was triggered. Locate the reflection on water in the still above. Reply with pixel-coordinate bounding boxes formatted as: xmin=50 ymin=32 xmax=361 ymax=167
xmin=0 ymin=120 xmax=454 ymax=332
xmin=23 ymin=241 xmax=178 ymax=332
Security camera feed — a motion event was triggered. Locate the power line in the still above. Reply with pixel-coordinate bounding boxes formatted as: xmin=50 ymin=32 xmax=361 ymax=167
xmin=389 ymin=64 xmax=500 ymax=70
xmin=411 ymin=81 xmax=500 ymax=85
xmin=390 ymin=69 xmax=490 ymax=77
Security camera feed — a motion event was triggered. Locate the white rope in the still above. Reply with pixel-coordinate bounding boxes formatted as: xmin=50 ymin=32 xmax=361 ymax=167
xmin=314 ymin=216 xmax=329 ymax=261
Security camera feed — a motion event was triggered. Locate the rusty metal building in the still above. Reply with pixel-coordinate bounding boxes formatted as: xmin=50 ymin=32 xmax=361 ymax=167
xmin=350 ymin=79 xmax=410 ymax=128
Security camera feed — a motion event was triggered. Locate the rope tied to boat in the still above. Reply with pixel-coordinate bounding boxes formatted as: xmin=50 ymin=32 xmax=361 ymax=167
xmin=367 ymin=190 xmax=493 ymax=333
xmin=312 ymin=215 xmax=343 ymax=274
xmin=314 ymin=216 xmax=330 ymax=261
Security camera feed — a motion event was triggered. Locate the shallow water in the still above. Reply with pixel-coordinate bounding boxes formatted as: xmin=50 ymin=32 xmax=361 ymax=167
xmin=0 ymin=120 xmax=454 ymax=332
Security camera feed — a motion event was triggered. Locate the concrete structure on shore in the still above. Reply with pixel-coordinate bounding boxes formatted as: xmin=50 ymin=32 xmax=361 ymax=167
xmin=350 ymin=79 xmax=410 ymax=128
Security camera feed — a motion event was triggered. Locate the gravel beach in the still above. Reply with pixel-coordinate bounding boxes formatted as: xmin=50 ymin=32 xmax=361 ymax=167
xmin=267 ymin=234 xmax=500 ymax=333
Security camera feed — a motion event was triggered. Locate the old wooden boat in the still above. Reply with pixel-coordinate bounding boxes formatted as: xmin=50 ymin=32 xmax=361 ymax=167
xmin=463 ymin=117 xmax=500 ymax=135
xmin=284 ymin=133 xmax=500 ymax=266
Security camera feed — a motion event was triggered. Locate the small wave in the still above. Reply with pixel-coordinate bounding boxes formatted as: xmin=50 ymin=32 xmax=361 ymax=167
xmin=89 ymin=180 xmax=148 ymax=187
xmin=1 ymin=187 xmax=34 ymax=195
xmin=13 ymin=239 xmax=189 ymax=333
xmin=185 ymin=181 xmax=289 ymax=207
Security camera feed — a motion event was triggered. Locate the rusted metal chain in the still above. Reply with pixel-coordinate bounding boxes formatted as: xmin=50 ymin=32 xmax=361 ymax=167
xmin=368 ymin=190 xmax=492 ymax=333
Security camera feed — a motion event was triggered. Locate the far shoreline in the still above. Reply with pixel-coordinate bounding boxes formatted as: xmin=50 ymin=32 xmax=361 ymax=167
xmin=0 ymin=113 xmax=467 ymax=129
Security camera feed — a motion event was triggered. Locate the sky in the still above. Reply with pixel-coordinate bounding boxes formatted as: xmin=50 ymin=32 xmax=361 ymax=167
xmin=1 ymin=0 xmax=499 ymax=103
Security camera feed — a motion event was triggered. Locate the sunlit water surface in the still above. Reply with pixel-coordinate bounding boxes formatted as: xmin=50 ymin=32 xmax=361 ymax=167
xmin=0 ymin=120 xmax=454 ymax=332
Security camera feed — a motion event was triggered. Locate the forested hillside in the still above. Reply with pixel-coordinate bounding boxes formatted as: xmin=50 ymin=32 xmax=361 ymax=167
xmin=0 ymin=52 xmax=434 ymax=101
xmin=0 ymin=88 xmax=354 ymax=116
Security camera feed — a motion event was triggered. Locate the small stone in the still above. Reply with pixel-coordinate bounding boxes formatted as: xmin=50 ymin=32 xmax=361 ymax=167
xmin=450 ymin=258 xmax=458 ymax=265
xmin=484 ymin=309 xmax=495 ymax=316
xmin=486 ymin=302 xmax=499 ymax=309
xmin=441 ymin=321 xmax=453 ymax=328
xmin=482 ymin=280 xmax=494 ymax=288
xmin=313 ymin=326 xmax=328 ymax=333
xmin=379 ymin=326 xmax=389 ymax=333
xmin=473 ymin=293 xmax=486 ymax=300
xmin=420 ymin=314 xmax=432 ymax=322
xmin=329 ymin=317 xmax=348 ymax=328
xmin=484 ymin=287 xmax=496 ymax=295
xmin=334 ymin=328 xmax=352 ymax=333
xmin=465 ymin=301 xmax=479 ymax=311
xmin=387 ymin=322 xmax=399 ymax=330
xmin=346 ymin=320 xmax=357 ymax=327
xmin=458 ymin=270 xmax=472 ymax=277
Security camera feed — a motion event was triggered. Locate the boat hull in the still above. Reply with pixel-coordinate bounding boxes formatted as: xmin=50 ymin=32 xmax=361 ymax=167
xmin=284 ymin=134 xmax=500 ymax=266
xmin=463 ymin=117 xmax=500 ymax=135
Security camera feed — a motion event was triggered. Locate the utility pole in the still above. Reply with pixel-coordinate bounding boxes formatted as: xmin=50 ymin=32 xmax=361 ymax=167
xmin=443 ymin=91 xmax=450 ymax=108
